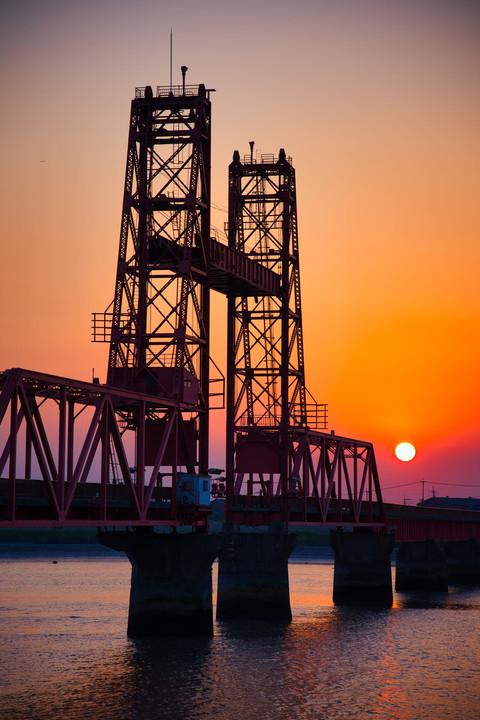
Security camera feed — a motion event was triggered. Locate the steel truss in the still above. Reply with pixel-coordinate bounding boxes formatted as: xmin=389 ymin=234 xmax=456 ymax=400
xmin=226 ymin=150 xmax=385 ymax=527
xmin=93 ymin=83 xmax=213 ymax=481
xmin=226 ymin=150 xmax=315 ymax=432
xmin=0 ymin=369 xmax=209 ymax=527
xmin=1 ymin=371 xmax=476 ymax=537
xmin=231 ymin=428 xmax=386 ymax=528
xmin=0 ymin=88 xmax=389 ymax=531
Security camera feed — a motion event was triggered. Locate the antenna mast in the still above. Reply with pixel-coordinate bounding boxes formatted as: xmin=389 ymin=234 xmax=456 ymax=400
xmin=170 ymin=30 xmax=173 ymax=90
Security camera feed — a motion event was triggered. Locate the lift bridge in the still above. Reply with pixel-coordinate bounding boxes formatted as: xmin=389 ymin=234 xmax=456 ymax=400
xmin=0 ymin=82 xmax=402 ymax=533
xmin=3 ymin=81 xmax=480 ymax=634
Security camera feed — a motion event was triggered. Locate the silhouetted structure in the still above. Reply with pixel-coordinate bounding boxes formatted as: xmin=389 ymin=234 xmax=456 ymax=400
xmin=0 ymin=83 xmax=387 ymax=532
xmin=224 ymin=149 xmax=386 ymax=529
xmin=95 ymin=82 xmax=213 ymax=483
xmin=2 ymin=81 xmax=480 ymax=630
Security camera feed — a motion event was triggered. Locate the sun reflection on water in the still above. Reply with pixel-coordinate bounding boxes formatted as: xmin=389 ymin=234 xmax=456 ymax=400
xmin=0 ymin=557 xmax=479 ymax=719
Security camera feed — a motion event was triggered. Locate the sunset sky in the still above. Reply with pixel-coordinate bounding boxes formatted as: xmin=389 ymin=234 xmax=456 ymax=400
xmin=1 ymin=0 xmax=479 ymax=503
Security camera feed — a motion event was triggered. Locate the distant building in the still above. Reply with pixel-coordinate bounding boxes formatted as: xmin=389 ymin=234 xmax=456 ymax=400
xmin=418 ymin=496 xmax=480 ymax=512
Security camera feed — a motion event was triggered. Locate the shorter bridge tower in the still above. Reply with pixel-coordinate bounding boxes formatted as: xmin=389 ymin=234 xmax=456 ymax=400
xmin=225 ymin=148 xmax=385 ymax=530
xmin=226 ymin=148 xmax=326 ymax=514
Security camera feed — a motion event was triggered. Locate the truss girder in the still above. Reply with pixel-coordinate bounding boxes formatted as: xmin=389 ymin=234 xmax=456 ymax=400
xmin=0 ymin=369 xmax=209 ymax=528
xmin=230 ymin=429 xmax=386 ymax=529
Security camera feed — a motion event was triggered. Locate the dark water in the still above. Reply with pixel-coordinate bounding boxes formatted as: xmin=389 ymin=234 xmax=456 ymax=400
xmin=1 ymin=552 xmax=479 ymax=719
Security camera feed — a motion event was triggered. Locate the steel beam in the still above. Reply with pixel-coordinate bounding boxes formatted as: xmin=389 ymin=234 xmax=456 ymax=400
xmin=0 ymin=369 xmax=210 ymax=528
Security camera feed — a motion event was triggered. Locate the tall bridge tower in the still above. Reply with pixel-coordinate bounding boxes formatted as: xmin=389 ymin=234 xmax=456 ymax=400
xmin=95 ymin=81 xmax=212 ymax=480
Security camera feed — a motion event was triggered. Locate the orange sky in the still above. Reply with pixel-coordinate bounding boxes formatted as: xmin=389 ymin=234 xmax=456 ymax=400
xmin=1 ymin=0 xmax=479 ymax=503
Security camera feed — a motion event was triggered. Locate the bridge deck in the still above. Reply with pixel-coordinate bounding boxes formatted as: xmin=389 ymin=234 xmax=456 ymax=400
xmin=2 ymin=478 xmax=480 ymax=541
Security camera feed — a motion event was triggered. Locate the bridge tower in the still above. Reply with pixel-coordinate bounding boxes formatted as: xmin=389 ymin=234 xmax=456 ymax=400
xmin=94 ymin=80 xmax=213 ymax=489
xmin=225 ymin=148 xmax=327 ymax=517
xmin=224 ymin=148 xmax=385 ymax=533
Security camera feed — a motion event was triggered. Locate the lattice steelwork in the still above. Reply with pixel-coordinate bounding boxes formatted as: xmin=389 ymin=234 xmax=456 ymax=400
xmin=93 ymin=82 xmax=212 ymax=478
xmin=226 ymin=149 xmax=327 ymax=508
xmin=227 ymin=150 xmax=302 ymax=428
xmin=0 ymin=369 xmax=211 ymax=528
xmin=0 ymin=85 xmax=471 ymax=537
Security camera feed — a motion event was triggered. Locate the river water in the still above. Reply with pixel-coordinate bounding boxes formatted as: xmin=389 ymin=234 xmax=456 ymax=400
xmin=0 ymin=548 xmax=479 ymax=720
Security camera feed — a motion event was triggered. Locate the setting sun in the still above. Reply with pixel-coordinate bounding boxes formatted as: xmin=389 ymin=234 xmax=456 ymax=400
xmin=395 ymin=442 xmax=416 ymax=462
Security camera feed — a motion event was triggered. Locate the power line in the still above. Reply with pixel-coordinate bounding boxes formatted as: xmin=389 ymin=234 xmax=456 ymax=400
xmin=211 ymin=201 xmax=227 ymax=212
xmin=383 ymin=480 xmax=480 ymax=491
xmin=383 ymin=481 xmax=422 ymax=490
xmin=428 ymin=481 xmax=480 ymax=488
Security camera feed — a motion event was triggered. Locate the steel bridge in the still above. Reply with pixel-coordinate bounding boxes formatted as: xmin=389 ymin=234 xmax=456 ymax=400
xmin=1 ymin=82 xmax=479 ymax=543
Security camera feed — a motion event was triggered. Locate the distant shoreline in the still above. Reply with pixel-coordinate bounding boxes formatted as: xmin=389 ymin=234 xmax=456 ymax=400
xmin=0 ymin=542 xmax=123 ymax=560
xmin=0 ymin=527 xmax=333 ymax=562
xmin=0 ymin=541 xmax=334 ymax=562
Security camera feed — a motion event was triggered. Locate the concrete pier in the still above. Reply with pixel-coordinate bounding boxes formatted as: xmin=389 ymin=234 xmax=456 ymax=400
xmin=395 ymin=539 xmax=448 ymax=592
xmin=444 ymin=539 xmax=480 ymax=585
xmin=330 ymin=530 xmax=394 ymax=605
xmin=99 ymin=530 xmax=218 ymax=636
xmin=216 ymin=522 xmax=296 ymax=620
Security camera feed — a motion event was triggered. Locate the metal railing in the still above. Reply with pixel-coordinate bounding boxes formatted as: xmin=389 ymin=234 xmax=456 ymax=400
xmin=241 ymin=153 xmax=292 ymax=165
xmin=134 ymin=86 xmax=213 ymax=99
xmin=235 ymin=403 xmax=328 ymax=430
xmin=290 ymin=403 xmax=328 ymax=430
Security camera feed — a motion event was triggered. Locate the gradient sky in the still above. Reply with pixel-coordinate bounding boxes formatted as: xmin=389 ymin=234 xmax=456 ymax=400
xmin=1 ymin=0 xmax=479 ymax=503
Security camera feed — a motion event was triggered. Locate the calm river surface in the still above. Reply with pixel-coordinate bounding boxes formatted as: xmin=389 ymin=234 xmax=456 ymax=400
xmin=0 ymin=548 xmax=479 ymax=720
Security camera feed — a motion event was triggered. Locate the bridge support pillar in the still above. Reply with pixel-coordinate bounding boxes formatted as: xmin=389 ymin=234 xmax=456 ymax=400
xmin=444 ymin=539 xmax=480 ymax=585
xmin=330 ymin=530 xmax=394 ymax=605
xmin=99 ymin=531 xmax=218 ymax=636
xmin=395 ymin=540 xmax=448 ymax=592
xmin=216 ymin=522 xmax=296 ymax=620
